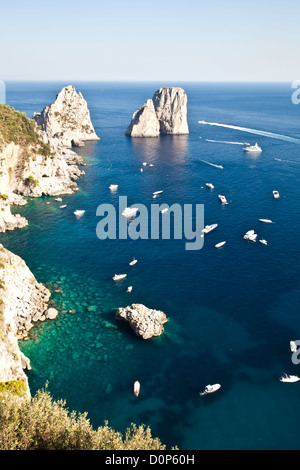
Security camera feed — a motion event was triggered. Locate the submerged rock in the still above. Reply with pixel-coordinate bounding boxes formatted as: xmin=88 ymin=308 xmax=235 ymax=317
xmin=125 ymin=87 xmax=189 ymax=137
xmin=115 ymin=303 xmax=168 ymax=339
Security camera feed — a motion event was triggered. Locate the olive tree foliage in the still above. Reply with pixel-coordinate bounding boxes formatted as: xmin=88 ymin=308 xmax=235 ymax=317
xmin=0 ymin=387 xmax=169 ymax=450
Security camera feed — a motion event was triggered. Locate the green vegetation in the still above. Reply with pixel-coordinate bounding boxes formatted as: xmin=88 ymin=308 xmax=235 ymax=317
xmin=0 ymin=380 xmax=27 ymax=397
xmin=0 ymin=386 xmax=173 ymax=450
xmin=0 ymin=194 xmax=8 ymax=201
xmin=24 ymin=175 xmax=39 ymax=187
xmin=0 ymin=104 xmax=51 ymax=157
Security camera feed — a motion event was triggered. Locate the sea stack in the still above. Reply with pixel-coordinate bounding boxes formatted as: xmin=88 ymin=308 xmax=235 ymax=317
xmin=34 ymin=85 xmax=100 ymax=150
xmin=125 ymin=87 xmax=189 ymax=137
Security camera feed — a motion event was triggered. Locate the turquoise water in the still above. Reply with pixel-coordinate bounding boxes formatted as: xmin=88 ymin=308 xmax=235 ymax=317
xmin=1 ymin=82 xmax=300 ymax=450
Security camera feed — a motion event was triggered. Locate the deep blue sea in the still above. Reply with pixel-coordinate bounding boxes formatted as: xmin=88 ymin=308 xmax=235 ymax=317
xmin=1 ymin=81 xmax=300 ymax=450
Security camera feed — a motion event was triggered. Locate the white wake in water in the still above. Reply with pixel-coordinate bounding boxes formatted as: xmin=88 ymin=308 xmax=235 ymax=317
xmin=198 ymin=120 xmax=300 ymax=144
xmin=200 ymin=160 xmax=223 ymax=169
xmin=204 ymin=139 xmax=250 ymax=145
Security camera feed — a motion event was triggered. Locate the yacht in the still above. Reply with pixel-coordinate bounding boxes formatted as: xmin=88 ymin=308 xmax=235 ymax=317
xmin=153 ymin=190 xmax=163 ymax=196
xmin=200 ymin=384 xmax=221 ymax=396
xmin=127 ymin=286 xmax=133 ymax=293
xmin=218 ymin=195 xmax=228 ymax=204
xmin=273 ymin=190 xmax=280 ymax=199
xmin=113 ymin=274 xmax=127 ymax=281
xmin=134 ymin=381 xmax=140 ymax=397
xmin=59 ymin=205 xmax=67 ymax=209
xmin=109 ymin=184 xmax=118 ymax=191
xmin=248 ymin=233 xmax=257 ymax=242
xmin=74 ymin=210 xmax=85 ymax=217
xmin=243 ymin=230 xmax=255 ymax=239
xmin=243 ymin=143 xmax=262 ymax=153
xmin=290 ymin=341 xmax=297 ymax=353
xmin=259 ymin=219 xmax=273 ymax=223
xmin=122 ymin=207 xmax=139 ymax=218
xmin=280 ymin=374 xmax=300 ymax=383
xmin=215 ymin=241 xmax=226 ymax=248
xmin=129 ymin=258 xmax=138 ymax=266
xmin=206 ymin=183 xmax=214 ymax=189
xmin=202 ymin=224 xmax=218 ymax=234
xmin=259 ymin=239 xmax=268 ymax=245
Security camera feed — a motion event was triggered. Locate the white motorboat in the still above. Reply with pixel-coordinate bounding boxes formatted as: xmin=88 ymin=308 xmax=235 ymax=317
xmin=243 ymin=143 xmax=262 ymax=153
xmin=248 ymin=233 xmax=257 ymax=242
xmin=215 ymin=241 xmax=226 ymax=248
xmin=113 ymin=274 xmax=127 ymax=281
xmin=243 ymin=230 xmax=255 ymax=239
xmin=127 ymin=286 xmax=133 ymax=293
xmin=290 ymin=341 xmax=297 ymax=353
xmin=161 ymin=208 xmax=168 ymax=214
xmin=55 ymin=197 xmax=62 ymax=202
xmin=74 ymin=210 xmax=85 ymax=217
xmin=149 ymin=164 xmax=154 ymax=167
xmin=280 ymin=374 xmax=300 ymax=383
xmin=273 ymin=190 xmax=280 ymax=199
xmin=122 ymin=207 xmax=139 ymax=218
xmin=140 ymin=168 xmax=143 ymax=172
xmin=202 ymin=224 xmax=218 ymax=234
xmin=259 ymin=219 xmax=273 ymax=223
xmin=259 ymin=239 xmax=267 ymax=245
xmin=200 ymin=384 xmax=221 ymax=396
xmin=59 ymin=205 xmax=67 ymax=209
xmin=129 ymin=258 xmax=138 ymax=266
xmin=142 ymin=162 xmax=147 ymax=166
xmin=218 ymin=195 xmax=228 ymax=204
xmin=134 ymin=381 xmax=140 ymax=397
xmin=109 ymin=184 xmax=118 ymax=191
xmin=206 ymin=183 xmax=214 ymax=189
xmin=153 ymin=190 xmax=163 ymax=197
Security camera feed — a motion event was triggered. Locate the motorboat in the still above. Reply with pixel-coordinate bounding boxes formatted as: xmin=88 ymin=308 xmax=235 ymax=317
xmin=218 ymin=195 xmax=228 ymax=204
xmin=134 ymin=381 xmax=140 ymax=397
xmin=153 ymin=190 xmax=163 ymax=198
xmin=161 ymin=208 xmax=168 ymax=214
xmin=290 ymin=341 xmax=297 ymax=353
xmin=127 ymin=286 xmax=133 ymax=293
xmin=55 ymin=197 xmax=62 ymax=202
xmin=206 ymin=183 xmax=214 ymax=189
xmin=259 ymin=239 xmax=267 ymax=245
xmin=248 ymin=233 xmax=257 ymax=242
xmin=140 ymin=168 xmax=143 ymax=172
xmin=149 ymin=164 xmax=154 ymax=167
xmin=200 ymin=384 xmax=221 ymax=396
xmin=113 ymin=274 xmax=127 ymax=281
xmin=243 ymin=230 xmax=255 ymax=239
xmin=109 ymin=184 xmax=118 ymax=191
xmin=74 ymin=210 xmax=85 ymax=217
xmin=59 ymin=205 xmax=67 ymax=209
xmin=202 ymin=224 xmax=218 ymax=234
xmin=243 ymin=143 xmax=262 ymax=153
xmin=280 ymin=374 xmax=300 ymax=383
xmin=142 ymin=162 xmax=147 ymax=166
xmin=273 ymin=190 xmax=280 ymax=199
xmin=259 ymin=219 xmax=273 ymax=223
xmin=122 ymin=207 xmax=139 ymax=218
xmin=129 ymin=258 xmax=138 ymax=266
xmin=215 ymin=241 xmax=226 ymax=248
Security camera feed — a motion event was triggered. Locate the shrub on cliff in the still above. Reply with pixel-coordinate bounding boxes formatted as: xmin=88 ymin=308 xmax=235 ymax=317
xmin=0 ymin=386 xmax=170 ymax=450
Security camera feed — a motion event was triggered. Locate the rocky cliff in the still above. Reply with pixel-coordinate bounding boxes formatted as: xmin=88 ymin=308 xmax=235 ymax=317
xmin=0 ymin=246 xmax=53 ymax=396
xmin=125 ymin=87 xmax=189 ymax=137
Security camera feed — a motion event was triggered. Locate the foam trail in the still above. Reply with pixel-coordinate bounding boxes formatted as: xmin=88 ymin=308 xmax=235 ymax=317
xmin=274 ymin=158 xmax=300 ymax=164
xmin=205 ymin=139 xmax=250 ymax=145
xmin=200 ymin=160 xmax=223 ymax=169
xmin=198 ymin=120 xmax=300 ymax=144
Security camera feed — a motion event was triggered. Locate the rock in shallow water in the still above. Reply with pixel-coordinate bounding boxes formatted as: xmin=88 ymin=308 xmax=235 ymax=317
xmin=115 ymin=303 xmax=168 ymax=339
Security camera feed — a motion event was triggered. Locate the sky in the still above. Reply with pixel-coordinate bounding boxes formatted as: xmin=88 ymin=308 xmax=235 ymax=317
xmin=0 ymin=0 xmax=299 ymax=82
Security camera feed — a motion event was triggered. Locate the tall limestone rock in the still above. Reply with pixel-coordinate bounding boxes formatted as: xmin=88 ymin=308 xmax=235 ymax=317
xmin=34 ymin=85 xmax=100 ymax=151
xmin=125 ymin=87 xmax=189 ymax=137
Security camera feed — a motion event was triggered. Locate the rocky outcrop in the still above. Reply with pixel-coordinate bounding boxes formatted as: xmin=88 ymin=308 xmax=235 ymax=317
xmin=34 ymin=85 xmax=100 ymax=151
xmin=125 ymin=87 xmax=189 ymax=137
xmin=0 ymin=246 xmax=52 ymax=395
xmin=115 ymin=303 xmax=168 ymax=339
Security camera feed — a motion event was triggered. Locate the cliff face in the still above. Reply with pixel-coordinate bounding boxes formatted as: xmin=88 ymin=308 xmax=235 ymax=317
xmin=125 ymin=87 xmax=189 ymax=137
xmin=0 ymin=246 xmax=52 ymax=396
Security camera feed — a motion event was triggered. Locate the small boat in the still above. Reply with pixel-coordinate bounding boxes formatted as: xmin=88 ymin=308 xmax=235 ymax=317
xmin=109 ymin=184 xmax=118 ymax=191
xmin=149 ymin=164 xmax=154 ymax=167
xmin=134 ymin=381 xmax=140 ymax=397
xmin=153 ymin=190 xmax=163 ymax=196
xmin=113 ymin=274 xmax=127 ymax=281
xmin=206 ymin=183 xmax=214 ymax=189
xmin=290 ymin=341 xmax=297 ymax=353
xmin=280 ymin=374 xmax=300 ymax=383
xmin=248 ymin=233 xmax=257 ymax=242
xmin=55 ymin=197 xmax=62 ymax=202
xmin=161 ymin=208 xmax=168 ymax=214
xmin=273 ymin=190 xmax=280 ymax=199
xmin=74 ymin=210 xmax=85 ymax=217
xmin=259 ymin=239 xmax=267 ymax=245
xmin=140 ymin=168 xmax=143 ymax=172
xmin=218 ymin=195 xmax=228 ymax=204
xmin=243 ymin=143 xmax=262 ymax=153
xmin=200 ymin=384 xmax=221 ymax=396
xmin=59 ymin=205 xmax=67 ymax=209
xmin=243 ymin=230 xmax=255 ymax=239
xmin=202 ymin=224 xmax=218 ymax=234
xmin=127 ymin=286 xmax=133 ymax=293
xmin=122 ymin=207 xmax=139 ymax=218
xmin=215 ymin=241 xmax=226 ymax=248
xmin=259 ymin=219 xmax=273 ymax=223
xmin=142 ymin=162 xmax=147 ymax=166
xmin=129 ymin=258 xmax=138 ymax=266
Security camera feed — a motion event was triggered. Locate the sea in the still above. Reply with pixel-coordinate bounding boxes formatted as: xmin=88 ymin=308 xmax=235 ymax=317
xmin=1 ymin=81 xmax=300 ymax=450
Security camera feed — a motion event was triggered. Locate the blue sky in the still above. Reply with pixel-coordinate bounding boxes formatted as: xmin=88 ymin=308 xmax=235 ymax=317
xmin=0 ymin=0 xmax=299 ymax=81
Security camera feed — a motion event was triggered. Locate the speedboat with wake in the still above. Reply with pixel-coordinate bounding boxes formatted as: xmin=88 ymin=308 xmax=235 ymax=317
xmin=280 ymin=374 xmax=300 ymax=383
xmin=200 ymin=384 xmax=221 ymax=396
xmin=243 ymin=143 xmax=262 ymax=153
